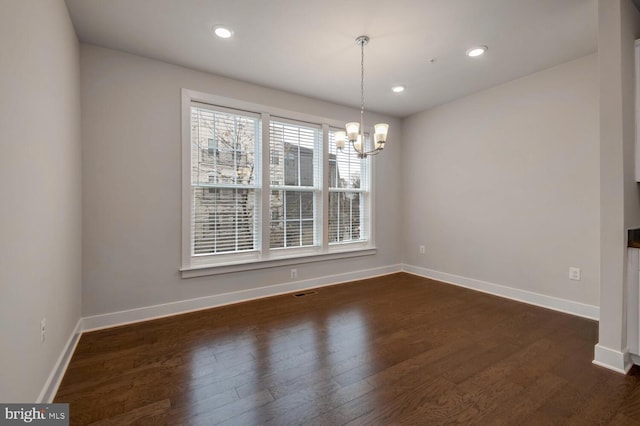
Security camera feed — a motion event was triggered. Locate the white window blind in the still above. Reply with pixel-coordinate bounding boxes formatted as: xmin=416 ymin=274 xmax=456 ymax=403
xmin=269 ymin=120 xmax=321 ymax=249
xmin=328 ymin=129 xmax=369 ymax=244
xmin=182 ymin=90 xmax=375 ymax=275
xmin=190 ymin=104 xmax=261 ymax=255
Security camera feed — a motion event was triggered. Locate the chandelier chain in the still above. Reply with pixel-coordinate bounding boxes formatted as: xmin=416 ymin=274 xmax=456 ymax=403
xmin=360 ymin=38 xmax=365 ymax=145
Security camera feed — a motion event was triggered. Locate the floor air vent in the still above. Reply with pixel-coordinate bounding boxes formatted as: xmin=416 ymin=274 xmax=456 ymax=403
xmin=294 ymin=291 xmax=318 ymax=298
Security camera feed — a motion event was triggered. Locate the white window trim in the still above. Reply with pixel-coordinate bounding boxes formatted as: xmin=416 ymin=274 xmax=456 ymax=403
xmin=181 ymin=88 xmax=376 ymax=278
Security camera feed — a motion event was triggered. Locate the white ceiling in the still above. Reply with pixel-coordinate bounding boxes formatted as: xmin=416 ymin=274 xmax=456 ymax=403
xmin=65 ymin=0 xmax=597 ymax=118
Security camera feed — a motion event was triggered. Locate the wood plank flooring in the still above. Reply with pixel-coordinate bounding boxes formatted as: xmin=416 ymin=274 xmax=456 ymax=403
xmin=54 ymin=273 xmax=640 ymax=425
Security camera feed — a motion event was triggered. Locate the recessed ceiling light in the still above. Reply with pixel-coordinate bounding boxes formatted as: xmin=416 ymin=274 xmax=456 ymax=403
xmin=213 ymin=26 xmax=233 ymax=39
xmin=392 ymin=86 xmax=405 ymax=93
xmin=466 ymin=46 xmax=487 ymax=57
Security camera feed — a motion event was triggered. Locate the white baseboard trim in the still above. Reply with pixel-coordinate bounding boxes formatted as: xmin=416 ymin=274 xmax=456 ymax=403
xmin=402 ymin=264 xmax=600 ymax=320
xmin=82 ymin=264 xmax=403 ymax=332
xmin=37 ymin=318 xmax=82 ymax=403
xmin=593 ymin=344 xmax=632 ymax=374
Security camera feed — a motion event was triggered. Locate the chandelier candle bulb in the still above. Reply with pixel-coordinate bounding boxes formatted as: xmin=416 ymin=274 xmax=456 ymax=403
xmin=335 ymin=131 xmax=347 ymax=150
xmin=346 ymin=122 xmax=360 ymax=142
xmin=374 ymin=123 xmax=389 ymax=144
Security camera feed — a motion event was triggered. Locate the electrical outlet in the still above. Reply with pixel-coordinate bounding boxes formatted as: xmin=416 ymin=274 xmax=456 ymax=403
xmin=419 ymin=245 xmax=426 ymax=255
xmin=40 ymin=318 xmax=46 ymax=343
xmin=290 ymin=269 xmax=297 ymax=279
xmin=569 ymin=267 xmax=581 ymax=281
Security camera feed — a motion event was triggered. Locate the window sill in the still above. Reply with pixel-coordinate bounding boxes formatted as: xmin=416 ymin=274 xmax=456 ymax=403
xmin=180 ymin=246 xmax=377 ymax=278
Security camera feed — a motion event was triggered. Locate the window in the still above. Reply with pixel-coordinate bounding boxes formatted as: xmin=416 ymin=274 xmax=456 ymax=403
xmin=182 ymin=90 xmax=374 ymax=275
xmin=190 ymin=104 xmax=260 ymax=256
xmin=269 ymin=120 xmax=320 ymax=249
xmin=328 ymin=129 xmax=369 ymax=244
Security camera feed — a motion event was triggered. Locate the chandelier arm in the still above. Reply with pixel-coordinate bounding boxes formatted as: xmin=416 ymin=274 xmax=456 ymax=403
xmin=362 ymin=148 xmax=384 ymax=156
xmin=348 ymin=139 xmax=383 ymax=158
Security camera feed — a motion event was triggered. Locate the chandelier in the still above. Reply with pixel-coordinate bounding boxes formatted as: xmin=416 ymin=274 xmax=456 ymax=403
xmin=335 ymin=35 xmax=389 ymax=158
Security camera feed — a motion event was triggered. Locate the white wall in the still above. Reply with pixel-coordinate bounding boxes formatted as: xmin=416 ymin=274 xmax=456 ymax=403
xmin=80 ymin=45 xmax=402 ymax=317
xmin=596 ymin=0 xmax=640 ymax=371
xmin=0 ymin=1 xmax=82 ymax=402
xmin=401 ymin=54 xmax=599 ymax=308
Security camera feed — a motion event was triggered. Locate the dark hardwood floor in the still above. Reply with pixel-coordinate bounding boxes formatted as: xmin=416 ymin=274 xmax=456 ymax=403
xmin=55 ymin=273 xmax=640 ymax=425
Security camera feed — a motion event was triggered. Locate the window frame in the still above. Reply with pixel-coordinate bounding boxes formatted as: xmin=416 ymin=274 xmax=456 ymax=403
xmin=327 ymin=127 xmax=370 ymax=246
xmin=189 ymin=103 xmax=262 ymax=264
xmin=268 ymin=118 xmax=322 ymax=252
xmin=181 ymin=89 xmax=375 ymax=278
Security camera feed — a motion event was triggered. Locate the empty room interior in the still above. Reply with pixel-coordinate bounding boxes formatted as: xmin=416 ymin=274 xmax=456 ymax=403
xmin=6 ymin=0 xmax=640 ymax=423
